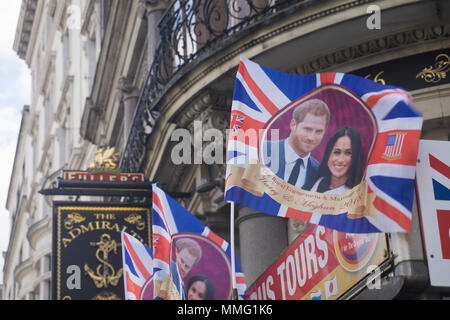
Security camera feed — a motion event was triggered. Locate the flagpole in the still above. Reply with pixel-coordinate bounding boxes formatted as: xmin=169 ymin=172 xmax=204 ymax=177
xmin=230 ymin=201 xmax=238 ymax=300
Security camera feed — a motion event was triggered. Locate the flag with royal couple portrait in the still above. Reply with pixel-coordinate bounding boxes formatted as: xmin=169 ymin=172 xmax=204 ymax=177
xmin=225 ymin=56 xmax=423 ymax=234
xmin=152 ymin=184 xmax=246 ymax=300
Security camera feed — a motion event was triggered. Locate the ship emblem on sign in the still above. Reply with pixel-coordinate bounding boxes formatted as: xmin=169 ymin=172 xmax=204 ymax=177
xmin=333 ymin=231 xmax=379 ymax=272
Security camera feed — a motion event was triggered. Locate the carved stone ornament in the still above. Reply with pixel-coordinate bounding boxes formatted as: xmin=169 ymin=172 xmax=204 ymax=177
xmin=138 ymin=0 xmax=171 ymax=14
xmin=297 ymin=24 xmax=450 ymax=74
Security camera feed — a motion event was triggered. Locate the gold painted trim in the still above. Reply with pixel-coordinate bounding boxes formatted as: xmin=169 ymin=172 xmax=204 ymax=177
xmin=416 ymin=53 xmax=450 ymax=83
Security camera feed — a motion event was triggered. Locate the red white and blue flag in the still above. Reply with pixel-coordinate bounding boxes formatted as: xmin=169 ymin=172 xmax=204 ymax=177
xmin=152 ymin=184 xmax=246 ymax=299
xmin=415 ymin=140 xmax=450 ymax=286
xmin=121 ymin=231 xmax=153 ymax=300
xmin=225 ymin=56 xmax=423 ymax=233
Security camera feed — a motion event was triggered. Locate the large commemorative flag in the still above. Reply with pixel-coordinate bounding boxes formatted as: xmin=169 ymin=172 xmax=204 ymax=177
xmin=152 ymin=184 xmax=246 ymax=300
xmin=121 ymin=232 xmax=154 ymax=300
xmin=225 ymin=56 xmax=423 ymax=234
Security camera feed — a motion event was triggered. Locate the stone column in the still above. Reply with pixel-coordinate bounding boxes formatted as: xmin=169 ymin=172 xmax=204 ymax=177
xmin=118 ymin=76 xmax=139 ymax=148
xmin=236 ymin=207 xmax=288 ymax=286
xmin=139 ymin=0 xmax=171 ymax=69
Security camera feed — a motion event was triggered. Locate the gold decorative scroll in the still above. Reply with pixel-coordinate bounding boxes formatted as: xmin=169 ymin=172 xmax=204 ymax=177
xmin=228 ymin=163 xmax=378 ymax=219
xmin=416 ymin=53 xmax=450 ymax=83
xmin=364 ymin=71 xmax=386 ymax=85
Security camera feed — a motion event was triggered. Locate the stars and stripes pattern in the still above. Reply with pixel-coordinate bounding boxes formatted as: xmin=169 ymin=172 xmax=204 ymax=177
xmin=121 ymin=231 xmax=153 ymax=300
xmin=383 ymin=133 xmax=406 ymax=160
xmin=225 ymin=56 xmax=423 ymax=233
xmin=152 ymin=184 xmax=247 ymax=299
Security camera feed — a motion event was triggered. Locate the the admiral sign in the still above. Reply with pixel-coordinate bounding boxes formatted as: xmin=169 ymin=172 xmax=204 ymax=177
xmin=52 ymin=203 xmax=151 ymax=300
xmin=48 ymin=146 xmax=153 ymax=300
xmin=245 ymin=224 xmax=388 ymax=300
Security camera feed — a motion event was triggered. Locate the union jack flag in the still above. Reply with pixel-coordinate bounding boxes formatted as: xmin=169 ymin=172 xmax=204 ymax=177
xmin=121 ymin=232 xmax=153 ymax=300
xmin=152 ymin=184 xmax=246 ymax=299
xmin=225 ymin=56 xmax=423 ymax=233
xmin=230 ymin=113 xmax=246 ymax=133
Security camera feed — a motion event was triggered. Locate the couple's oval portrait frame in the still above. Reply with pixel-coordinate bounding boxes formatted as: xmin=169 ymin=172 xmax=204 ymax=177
xmin=259 ymin=84 xmax=378 ymax=191
xmin=170 ymin=232 xmax=233 ymax=300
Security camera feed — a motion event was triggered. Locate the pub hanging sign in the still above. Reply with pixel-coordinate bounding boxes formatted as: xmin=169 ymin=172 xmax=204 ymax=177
xmin=46 ymin=147 xmax=153 ymax=300
xmin=52 ymin=203 xmax=151 ymax=300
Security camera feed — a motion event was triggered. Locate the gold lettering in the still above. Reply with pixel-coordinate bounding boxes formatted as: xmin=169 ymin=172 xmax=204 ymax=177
xmin=102 ymin=221 xmax=111 ymax=230
xmin=80 ymin=222 xmax=95 ymax=233
xmin=68 ymin=228 xmax=81 ymax=239
xmin=109 ymin=223 xmax=121 ymax=233
xmin=62 ymin=238 xmax=72 ymax=248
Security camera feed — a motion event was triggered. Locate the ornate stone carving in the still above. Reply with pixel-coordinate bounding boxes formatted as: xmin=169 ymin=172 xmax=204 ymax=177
xmin=296 ymin=24 xmax=450 ymax=74
xmin=138 ymin=0 xmax=171 ymax=15
xmin=118 ymin=76 xmax=136 ymax=94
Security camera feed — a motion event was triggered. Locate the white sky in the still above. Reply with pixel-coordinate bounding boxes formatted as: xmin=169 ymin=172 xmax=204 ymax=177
xmin=0 ymin=1 xmax=31 ymax=283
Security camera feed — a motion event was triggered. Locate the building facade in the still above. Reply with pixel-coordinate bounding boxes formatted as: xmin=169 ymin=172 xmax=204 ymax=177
xmin=4 ymin=0 xmax=104 ymax=299
xmin=4 ymin=0 xmax=450 ymax=299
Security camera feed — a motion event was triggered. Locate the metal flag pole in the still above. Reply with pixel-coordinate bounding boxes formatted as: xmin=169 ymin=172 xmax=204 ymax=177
xmin=230 ymin=201 xmax=238 ymax=300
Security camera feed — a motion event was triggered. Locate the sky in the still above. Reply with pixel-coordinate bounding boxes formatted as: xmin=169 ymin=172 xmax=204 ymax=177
xmin=0 ymin=1 xmax=31 ymax=282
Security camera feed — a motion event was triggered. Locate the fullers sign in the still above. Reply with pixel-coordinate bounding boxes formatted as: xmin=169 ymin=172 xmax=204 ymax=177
xmin=63 ymin=171 xmax=144 ymax=182
xmin=52 ymin=203 xmax=151 ymax=300
xmin=245 ymin=224 xmax=388 ymax=300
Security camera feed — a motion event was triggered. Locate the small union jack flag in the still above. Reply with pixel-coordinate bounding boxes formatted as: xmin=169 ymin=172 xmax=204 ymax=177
xmin=230 ymin=113 xmax=245 ymax=133
xmin=121 ymin=232 xmax=153 ymax=300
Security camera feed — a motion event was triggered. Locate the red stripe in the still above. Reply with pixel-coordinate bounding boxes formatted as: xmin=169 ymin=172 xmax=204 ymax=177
xmin=153 ymin=233 xmax=171 ymax=263
xmin=126 ymin=271 xmax=142 ymax=299
xmin=320 ymin=73 xmax=336 ymax=85
xmin=236 ymin=276 xmax=246 ymax=285
xmin=369 ymin=130 xmax=421 ymax=166
xmin=373 ymin=196 xmax=411 ymax=232
xmin=238 ymin=62 xmax=279 ymax=115
xmin=285 ymin=207 xmax=312 ymax=221
xmin=153 ymin=191 xmax=173 ymax=236
xmin=206 ymin=230 xmax=225 ymax=248
xmin=230 ymin=110 xmax=265 ymax=131
xmin=152 ymin=192 xmax=164 ymax=216
xmin=429 ymin=154 xmax=450 ymax=179
xmin=365 ymin=90 xmax=410 ymax=109
xmin=225 ymin=173 xmax=232 ymax=189
xmin=123 ymin=235 xmax=151 ymax=279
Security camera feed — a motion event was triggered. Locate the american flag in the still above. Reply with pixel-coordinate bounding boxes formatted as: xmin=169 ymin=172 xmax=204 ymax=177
xmin=121 ymin=231 xmax=153 ymax=300
xmin=225 ymin=56 xmax=423 ymax=233
xmin=152 ymin=184 xmax=246 ymax=299
xmin=383 ymin=133 xmax=406 ymax=160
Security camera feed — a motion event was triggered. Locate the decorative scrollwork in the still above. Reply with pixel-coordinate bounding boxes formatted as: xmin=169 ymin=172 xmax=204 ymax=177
xmin=416 ymin=53 xmax=450 ymax=83
xmin=122 ymin=0 xmax=296 ymax=172
xmin=124 ymin=213 xmax=145 ymax=230
xmin=64 ymin=213 xmax=86 ymax=230
xmin=364 ymin=70 xmax=386 ymax=85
